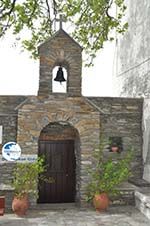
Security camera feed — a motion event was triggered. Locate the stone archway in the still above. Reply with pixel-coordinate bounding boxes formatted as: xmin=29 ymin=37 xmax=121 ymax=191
xmin=37 ymin=121 xmax=81 ymax=204
xmin=17 ymin=97 xmax=100 ymax=206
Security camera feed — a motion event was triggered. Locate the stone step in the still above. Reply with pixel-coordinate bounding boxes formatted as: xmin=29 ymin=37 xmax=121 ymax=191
xmin=0 ymin=183 xmax=137 ymax=211
xmin=110 ymin=182 xmax=137 ymax=206
xmin=129 ymin=178 xmax=150 ymax=187
xmin=111 ymin=190 xmax=135 ymax=206
xmin=32 ymin=203 xmax=76 ymax=210
xmin=0 ymin=182 xmax=138 ymax=211
xmin=135 ymin=188 xmax=150 ymax=220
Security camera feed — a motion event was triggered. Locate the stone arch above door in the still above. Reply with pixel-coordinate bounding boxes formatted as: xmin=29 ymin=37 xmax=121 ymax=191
xmin=17 ymin=98 xmax=100 ymax=155
xmin=39 ymin=121 xmax=79 ymax=141
xmin=17 ymin=97 xmax=100 ymax=205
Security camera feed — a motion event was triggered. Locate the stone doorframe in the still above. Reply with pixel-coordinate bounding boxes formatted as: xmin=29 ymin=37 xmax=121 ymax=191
xmin=17 ymin=97 xmax=100 ymax=205
xmin=39 ymin=121 xmax=81 ymax=203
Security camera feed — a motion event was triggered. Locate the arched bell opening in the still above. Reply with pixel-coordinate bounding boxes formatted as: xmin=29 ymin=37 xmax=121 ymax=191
xmin=37 ymin=121 xmax=81 ymax=204
xmin=52 ymin=66 xmax=68 ymax=93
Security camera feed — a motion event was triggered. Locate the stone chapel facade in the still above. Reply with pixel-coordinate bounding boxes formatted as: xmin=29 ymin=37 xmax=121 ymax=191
xmin=0 ymin=28 xmax=144 ymax=209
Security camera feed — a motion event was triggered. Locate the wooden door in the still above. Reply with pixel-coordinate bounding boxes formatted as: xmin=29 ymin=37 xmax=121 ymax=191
xmin=38 ymin=140 xmax=76 ymax=203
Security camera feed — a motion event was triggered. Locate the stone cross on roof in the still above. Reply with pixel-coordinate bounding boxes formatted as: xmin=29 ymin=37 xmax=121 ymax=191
xmin=56 ymin=14 xmax=66 ymax=29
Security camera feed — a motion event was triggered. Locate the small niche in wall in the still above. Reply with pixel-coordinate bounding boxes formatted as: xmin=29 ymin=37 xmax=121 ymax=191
xmin=109 ymin=137 xmax=123 ymax=153
xmin=52 ymin=66 xmax=67 ymax=93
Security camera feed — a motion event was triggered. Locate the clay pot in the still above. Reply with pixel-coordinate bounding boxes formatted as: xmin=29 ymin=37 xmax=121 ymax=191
xmin=111 ymin=146 xmax=119 ymax=153
xmin=12 ymin=194 xmax=29 ymax=216
xmin=93 ymin=193 xmax=109 ymax=212
xmin=0 ymin=196 xmax=5 ymax=216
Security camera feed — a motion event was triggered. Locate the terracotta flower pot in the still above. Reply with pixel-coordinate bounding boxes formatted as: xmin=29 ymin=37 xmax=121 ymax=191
xmin=111 ymin=146 xmax=119 ymax=153
xmin=93 ymin=193 xmax=109 ymax=212
xmin=0 ymin=196 xmax=5 ymax=216
xmin=12 ymin=194 xmax=29 ymax=216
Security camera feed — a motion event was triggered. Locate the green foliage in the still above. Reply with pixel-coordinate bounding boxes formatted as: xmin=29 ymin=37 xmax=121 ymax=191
xmin=0 ymin=0 xmax=127 ymax=65
xmin=12 ymin=157 xmax=54 ymax=198
xmin=86 ymin=140 xmax=133 ymax=202
xmin=59 ymin=0 xmax=128 ymax=66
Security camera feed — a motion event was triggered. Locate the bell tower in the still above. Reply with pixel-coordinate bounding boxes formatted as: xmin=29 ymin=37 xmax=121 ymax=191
xmin=38 ymin=25 xmax=83 ymax=96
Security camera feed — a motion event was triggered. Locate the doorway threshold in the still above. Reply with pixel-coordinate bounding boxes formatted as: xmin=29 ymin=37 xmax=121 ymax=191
xmin=32 ymin=203 xmax=77 ymax=210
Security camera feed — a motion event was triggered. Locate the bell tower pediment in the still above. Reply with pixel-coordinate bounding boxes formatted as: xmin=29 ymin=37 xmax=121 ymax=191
xmin=38 ymin=29 xmax=82 ymax=52
xmin=38 ymin=29 xmax=83 ymax=97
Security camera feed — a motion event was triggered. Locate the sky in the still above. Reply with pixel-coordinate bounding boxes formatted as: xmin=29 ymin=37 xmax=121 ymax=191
xmin=0 ymin=32 xmax=115 ymax=97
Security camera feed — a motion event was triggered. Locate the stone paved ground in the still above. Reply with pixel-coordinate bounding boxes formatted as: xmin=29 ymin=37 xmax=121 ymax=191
xmin=0 ymin=206 xmax=150 ymax=226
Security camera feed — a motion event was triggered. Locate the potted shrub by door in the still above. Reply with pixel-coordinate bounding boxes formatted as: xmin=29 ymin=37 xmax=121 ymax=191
xmin=12 ymin=157 xmax=53 ymax=216
xmin=86 ymin=142 xmax=132 ymax=212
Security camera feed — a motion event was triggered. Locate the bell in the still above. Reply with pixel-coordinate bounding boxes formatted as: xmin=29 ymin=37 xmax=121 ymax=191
xmin=54 ymin=67 xmax=66 ymax=83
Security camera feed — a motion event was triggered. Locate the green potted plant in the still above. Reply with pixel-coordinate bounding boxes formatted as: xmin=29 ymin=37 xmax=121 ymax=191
xmin=86 ymin=141 xmax=132 ymax=211
xmin=12 ymin=157 xmax=53 ymax=216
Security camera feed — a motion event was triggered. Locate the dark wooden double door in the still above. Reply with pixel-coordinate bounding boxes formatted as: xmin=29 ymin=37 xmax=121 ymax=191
xmin=38 ymin=140 xmax=76 ymax=203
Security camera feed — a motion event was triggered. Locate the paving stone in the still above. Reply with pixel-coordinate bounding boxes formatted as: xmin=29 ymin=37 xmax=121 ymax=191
xmin=0 ymin=207 xmax=150 ymax=226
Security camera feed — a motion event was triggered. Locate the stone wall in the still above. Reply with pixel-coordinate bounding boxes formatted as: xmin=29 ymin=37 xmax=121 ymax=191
xmin=0 ymin=160 xmax=16 ymax=210
xmin=16 ymin=95 xmax=144 ymax=205
xmin=0 ymin=115 xmax=17 ymax=151
xmin=114 ymin=0 xmax=150 ymax=185
xmin=0 ymin=96 xmax=26 ymax=152
xmin=87 ymin=97 xmax=143 ymax=179
xmin=0 ymin=95 xmax=144 ymax=209
xmin=114 ymin=0 xmax=150 ymax=97
xmin=17 ymin=95 xmax=100 ymax=205
xmin=0 ymin=96 xmax=26 ymax=210
xmin=38 ymin=29 xmax=82 ymax=97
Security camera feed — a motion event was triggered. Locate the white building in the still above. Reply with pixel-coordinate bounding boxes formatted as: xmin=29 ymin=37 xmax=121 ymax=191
xmin=114 ymin=0 xmax=150 ymax=183
xmin=114 ymin=0 xmax=150 ymax=98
